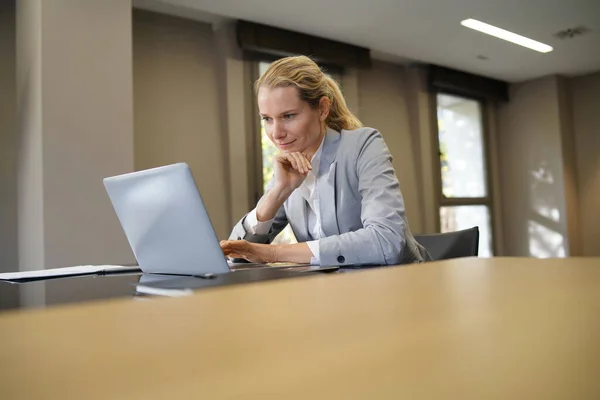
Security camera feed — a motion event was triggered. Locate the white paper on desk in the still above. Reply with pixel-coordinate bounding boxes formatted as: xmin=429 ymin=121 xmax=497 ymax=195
xmin=0 ymin=265 xmax=141 ymax=281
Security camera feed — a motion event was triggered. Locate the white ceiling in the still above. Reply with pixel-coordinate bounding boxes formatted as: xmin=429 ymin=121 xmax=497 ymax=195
xmin=135 ymin=0 xmax=600 ymax=82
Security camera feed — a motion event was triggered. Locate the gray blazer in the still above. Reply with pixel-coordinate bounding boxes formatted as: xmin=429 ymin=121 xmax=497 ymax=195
xmin=230 ymin=127 xmax=430 ymax=266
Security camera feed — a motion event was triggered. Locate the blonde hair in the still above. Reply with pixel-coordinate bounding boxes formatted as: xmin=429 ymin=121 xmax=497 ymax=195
xmin=255 ymin=56 xmax=362 ymax=132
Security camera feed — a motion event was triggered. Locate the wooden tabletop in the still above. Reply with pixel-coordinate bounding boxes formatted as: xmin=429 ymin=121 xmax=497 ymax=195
xmin=1 ymin=257 xmax=599 ymax=399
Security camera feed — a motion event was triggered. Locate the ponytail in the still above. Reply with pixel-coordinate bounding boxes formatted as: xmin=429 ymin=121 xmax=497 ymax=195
xmin=323 ymin=76 xmax=362 ymax=132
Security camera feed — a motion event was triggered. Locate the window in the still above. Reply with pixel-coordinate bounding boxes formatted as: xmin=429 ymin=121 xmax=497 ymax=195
xmin=436 ymin=93 xmax=494 ymax=257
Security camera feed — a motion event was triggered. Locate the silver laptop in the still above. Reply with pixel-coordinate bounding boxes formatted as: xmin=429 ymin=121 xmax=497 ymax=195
xmin=103 ymin=163 xmax=337 ymax=276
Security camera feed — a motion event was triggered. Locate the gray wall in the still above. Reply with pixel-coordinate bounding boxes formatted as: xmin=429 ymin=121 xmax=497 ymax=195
xmin=40 ymin=0 xmax=136 ymax=269
xmin=133 ymin=10 xmax=230 ymax=239
xmin=497 ymin=76 xmax=570 ymax=257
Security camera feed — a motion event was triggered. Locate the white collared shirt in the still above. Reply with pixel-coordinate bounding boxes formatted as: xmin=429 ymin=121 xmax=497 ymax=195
xmin=243 ymin=137 xmax=325 ymax=265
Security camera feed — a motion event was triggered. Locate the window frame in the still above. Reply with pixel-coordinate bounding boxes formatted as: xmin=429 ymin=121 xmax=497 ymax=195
xmin=250 ymin=61 xmax=264 ymax=204
xmin=433 ymin=91 xmax=497 ymax=256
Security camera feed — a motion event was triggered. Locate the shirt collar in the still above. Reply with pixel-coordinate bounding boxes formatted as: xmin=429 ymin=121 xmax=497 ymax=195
xmin=310 ymin=134 xmax=326 ymax=178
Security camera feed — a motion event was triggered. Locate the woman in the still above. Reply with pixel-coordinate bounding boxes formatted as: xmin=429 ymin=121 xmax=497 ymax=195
xmin=220 ymin=56 xmax=429 ymax=267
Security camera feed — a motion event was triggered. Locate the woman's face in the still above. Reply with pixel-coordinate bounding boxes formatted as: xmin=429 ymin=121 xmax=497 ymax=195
xmin=258 ymin=86 xmax=328 ymax=155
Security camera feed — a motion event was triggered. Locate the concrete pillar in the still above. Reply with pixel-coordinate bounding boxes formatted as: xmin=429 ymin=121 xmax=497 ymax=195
xmin=16 ymin=0 xmax=136 ymax=274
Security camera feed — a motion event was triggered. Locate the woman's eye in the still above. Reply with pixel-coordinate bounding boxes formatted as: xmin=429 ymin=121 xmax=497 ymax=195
xmin=283 ymin=114 xmax=295 ymax=120
xmin=262 ymin=117 xmax=272 ymax=123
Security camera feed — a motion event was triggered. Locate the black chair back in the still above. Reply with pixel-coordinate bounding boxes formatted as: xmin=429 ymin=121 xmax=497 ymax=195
xmin=414 ymin=227 xmax=479 ymax=261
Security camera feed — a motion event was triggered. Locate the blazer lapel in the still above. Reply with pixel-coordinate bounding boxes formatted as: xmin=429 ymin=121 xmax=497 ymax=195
xmin=318 ymin=128 xmax=341 ymax=237
xmin=287 ymin=190 xmax=309 ymax=241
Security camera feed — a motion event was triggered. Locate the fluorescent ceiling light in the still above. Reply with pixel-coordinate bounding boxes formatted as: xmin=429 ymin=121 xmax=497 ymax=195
xmin=461 ymin=18 xmax=553 ymax=53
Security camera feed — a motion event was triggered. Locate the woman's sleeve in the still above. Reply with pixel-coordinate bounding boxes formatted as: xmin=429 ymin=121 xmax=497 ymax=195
xmin=228 ymin=189 xmax=289 ymax=244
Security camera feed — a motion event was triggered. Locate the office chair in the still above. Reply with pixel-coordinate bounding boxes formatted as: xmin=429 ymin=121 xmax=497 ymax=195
xmin=414 ymin=227 xmax=479 ymax=261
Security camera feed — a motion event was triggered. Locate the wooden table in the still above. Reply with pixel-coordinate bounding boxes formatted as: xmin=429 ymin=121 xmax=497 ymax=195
xmin=1 ymin=257 xmax=599 ymax=399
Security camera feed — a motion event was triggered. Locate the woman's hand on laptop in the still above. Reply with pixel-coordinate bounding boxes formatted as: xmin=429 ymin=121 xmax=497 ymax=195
xmin=220 ymin=241 xmax=314 ymax=264
xmin=220 ymin=240 xmax=277 ymax=264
